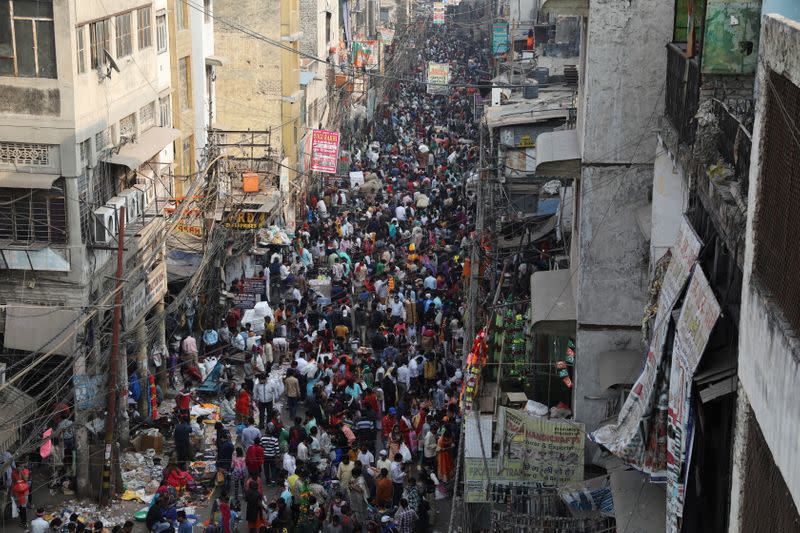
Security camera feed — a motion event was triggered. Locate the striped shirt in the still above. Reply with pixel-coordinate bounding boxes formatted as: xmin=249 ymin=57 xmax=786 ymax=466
xmin=261 ymin=435 xmax=280 ymax=458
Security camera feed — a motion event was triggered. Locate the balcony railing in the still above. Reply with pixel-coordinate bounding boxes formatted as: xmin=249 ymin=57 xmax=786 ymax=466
xmin=714 ymin=100 xmax=753 ymax=197
xmin=665 ymin=43 xmax=701 ymax=144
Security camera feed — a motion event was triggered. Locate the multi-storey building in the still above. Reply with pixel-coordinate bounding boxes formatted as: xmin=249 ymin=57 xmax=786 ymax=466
xmin=0 ymin=0 xmax=176 ymax=495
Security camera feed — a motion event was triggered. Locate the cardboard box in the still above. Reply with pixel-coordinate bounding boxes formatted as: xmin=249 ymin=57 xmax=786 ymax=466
xmin=133 ymin=432 xmax=164 ymax=455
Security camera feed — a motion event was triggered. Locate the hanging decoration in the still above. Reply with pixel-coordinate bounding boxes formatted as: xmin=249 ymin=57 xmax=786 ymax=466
xmin=461 ymin=327 xmax=488 ymax=411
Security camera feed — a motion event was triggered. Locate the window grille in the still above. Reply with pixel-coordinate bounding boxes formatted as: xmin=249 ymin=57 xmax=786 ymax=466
xmin=0 ymin=142 xmax=51 ymax=166
xmin=753 ymin=70 xmax=800 ymax=333
xmin=0 ymin=178 xmax=67 ymax=244
xmin=120 ymin=113 xmax=137 ymax=139
xmin=140 ymin=101 xmax=156 ymax=131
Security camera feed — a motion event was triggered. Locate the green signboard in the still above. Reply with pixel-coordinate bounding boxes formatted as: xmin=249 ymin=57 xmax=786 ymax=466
xmin=492 ymin=22 xmax=510 ymax=55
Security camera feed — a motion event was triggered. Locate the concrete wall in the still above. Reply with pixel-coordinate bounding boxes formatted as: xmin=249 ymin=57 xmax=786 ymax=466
xmin=576 ymin=164 xmax=651 ymax=326
xmin=213 ymin=0 xmax=282 ymax=149
xmin=737 ymin=13 xmax=800 ymax=513
xmin=190 ymin=0 xmax=215 ymax=153
xmin=650 ymin=136 xmax=687 ymax=265
xmin=574 ymin=328 xmax=642 ymax=432
xmin=580 ymin=0 xmax=674 ymax=165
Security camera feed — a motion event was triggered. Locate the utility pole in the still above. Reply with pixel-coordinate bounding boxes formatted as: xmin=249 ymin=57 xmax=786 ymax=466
xmin=100 ymin=206 xmax=125 ymax=506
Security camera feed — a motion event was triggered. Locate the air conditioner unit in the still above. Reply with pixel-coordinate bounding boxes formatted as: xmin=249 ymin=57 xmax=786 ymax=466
xmin=106 ymin=196 xmax=127 ymax=229
xmin=135 ymin=178 xmax=155 ymax=208
xmin=118 ymin=189 xmax=140 ymax=223
xmin=93 ymin=206 xmax=117 ymax=244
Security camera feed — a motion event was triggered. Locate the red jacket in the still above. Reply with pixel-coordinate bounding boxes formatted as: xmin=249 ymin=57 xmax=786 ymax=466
xmin=235 ymin=390 xmax=251 ymax=416
xmin=245 ymin=444 xmax=264 ymax=472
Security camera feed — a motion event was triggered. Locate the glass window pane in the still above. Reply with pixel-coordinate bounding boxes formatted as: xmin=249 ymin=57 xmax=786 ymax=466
xmin=14 ymin=19 xmax=35 ymax=77
xmin=36 ymin=20 xmax=56 ymax=78
xmin=13 ymin=0 xmax=53 ymax=18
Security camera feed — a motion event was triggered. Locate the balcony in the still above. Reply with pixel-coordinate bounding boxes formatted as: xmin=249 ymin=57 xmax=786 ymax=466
xmin=665 ymin=43 xmax=700 ymax=144
xmin=714 ymin=100 xmax=752 ymax=197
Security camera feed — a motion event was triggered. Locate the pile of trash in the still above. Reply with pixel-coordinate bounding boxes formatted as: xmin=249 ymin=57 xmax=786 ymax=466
xmin=120 ymin=450 xmax=163 ymax=495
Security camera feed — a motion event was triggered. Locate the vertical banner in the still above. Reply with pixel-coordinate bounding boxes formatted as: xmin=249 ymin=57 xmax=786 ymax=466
xmin=310 ymin=129 xmax=341 ymax=174
xmin=378 ymin=26 xmax=395 ymax=44
xmin=492 ymin=22 xmax=510 ymax=55
xmin=666 ymin=268 xmax=721 ymax=532
xmin=433 ymin=2 xmax=445 ymax=24
xmin=591 ymin=219 xmax=702 ymax=479
xmin=426 ymin=62 xmax=451 ymax=95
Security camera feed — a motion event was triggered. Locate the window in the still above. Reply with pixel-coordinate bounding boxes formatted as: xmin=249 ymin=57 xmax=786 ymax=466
xmin=176 ymin=0 xmax=186 ymax=30
xmin=137 ymin=7 xmax=152 ymax=50
xmin=79 ymin=138 xmax=92 ymax=167
xmin=119 ymin=112 xmax=136 ymax=139
xmin=178 ymin=56 xmax=191 ymax=109
xmin=0 ymin=0 xmax=57 ymax=78
xmin=0 ymin=185 xmax=67 ymax=244
xmin=89 ymin=18 xmax=111 ymax=69
xmin=182 ymin=135 xmax=194 ymax=175
xmin=95 ymin=127 xmax=111 ymax=151
xmin=76 ymin=25 xmax=86 ymax=74
xmin=0 ymin=141 xmax=52 ymax=166
xmin=326 ymin=12 xmax=331 ymax=44
xmin=159 ymin=95 xmax=171 ymax=127
xmin=204 ymin=0 xmax=211 ymax=23
xmin=156 ymin=13 xmax=167 ymax=53
xmin=115 ymin=12 xmax=132 ymax=58
xmin=140 ymin=101 xmax=156 ymax=131
xmin=753 ymin=70 xmax=800 ymax=334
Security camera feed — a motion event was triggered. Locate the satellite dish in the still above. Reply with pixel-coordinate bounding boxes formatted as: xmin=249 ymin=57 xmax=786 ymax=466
xmin=103 ymin=49 xmax=120 ymax=73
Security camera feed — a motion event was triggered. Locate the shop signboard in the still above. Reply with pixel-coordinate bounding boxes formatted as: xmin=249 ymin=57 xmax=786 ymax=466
xmin=591 ymin=218 xmax=702 ymax=479
xmin=492 ymin=22 xmax=510 ymax=55
xmin=426 ymin=62 xmax=450 ymax=95
xmin=233 ymin=293 xmax=257 ymax=309
xmin=125 ymin=261 xmax=168 ymax=328
xmin=242 ymin=277 xmax=266 ymax=294
xmin=666 ymin=267 xmax=720 ymax=532
xmin=433 ymin=2 xmax=445 ymax=24
xmin=352 ymin=39 xmax=379 ymax=69
xmin=310 ymin=129 xmax=341 ymax=174
xmin=378 ymin=26 xmax=395 ymax=45
xmin=464 ymin=408 xmax=584 ymax=501
xmin=223 ymin=211 xmax=269 ymax=230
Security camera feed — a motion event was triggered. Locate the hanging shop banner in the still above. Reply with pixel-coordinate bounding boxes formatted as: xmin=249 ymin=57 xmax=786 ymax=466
xmin=310 ymin=129 xmax=341 ymax=174
xmin=492 ymin=22 xmax=510 ymax=55
xmin=352 ymin=39 xmax=379 ymax=69
xmin=464 ymin=407 xmax=584 ymax=501
xmin=426 ymin=62 xmax=450 ymax=95
xmin=223 ymin=211 xmax=269 ymax=230
xmin=378 ymin=26 xmax=395 ymax=45
xmin=666 ymin=267 xmax=721 ymax=533
xmin=125 ymin=261 xmax=168 ymax=328
xmin=591 ymin=218 xmax=702 ymax=479
xmin=73 ymin=374 xmax=107 ymax=411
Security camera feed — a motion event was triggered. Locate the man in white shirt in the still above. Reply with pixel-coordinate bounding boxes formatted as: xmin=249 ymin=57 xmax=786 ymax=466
xmin=390 ymin=453 xmax=406 ymax=506
xmin=395 ymin=204 xmax=406 ymax=222
xmin=302 ymin=354 xmax=319 ymax=381
xmin=357 ymin=443 xmax=375 ymax=467
xmin=30 ymin=508 xmax=49 ymax=533
xmin=283 ymin=450 xmax=297 ymax=475
xmin=396 ymin=363 xmax=410 ymax=397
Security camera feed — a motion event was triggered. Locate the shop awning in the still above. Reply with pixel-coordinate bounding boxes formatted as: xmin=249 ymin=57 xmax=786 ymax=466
xmin=0 ymin=385 xmax=36 ymax=452
xmin=0 ymin=171 xmax=60 ymax=189
xmin=3 ymin=305 xmax=80 ymax=356
xmin=101 ymin=126 xmax=181 ymax=169
xmin=205 ymin=55 xmax=226 ymax=67
xmin=636 ymin=204 xmax=652 ymax=240
xmin=541 ymin=0 xmax=589 ymax=17
xmin=535 ymin=130 xmax=581 ymax=180
xmin=529 ymin=268 xmax=576 ymax=336
xmin=496 ymin=215 xmax=557 ymax=249
xmin=599 ymin=350 xmax=643 ymax=390
xmin=610 ymin=470 xmax=666 ymax=533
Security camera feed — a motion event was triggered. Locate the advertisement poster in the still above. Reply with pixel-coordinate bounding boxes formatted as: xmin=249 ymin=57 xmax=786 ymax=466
xmin=666 ymin=267 xmax=721 ymax=532
xmin=310 ymin=129 xmax=340 ymax=174
xmin=352 ymin=39 xmax=379 ymax=69
xmin=492 ymin=22 xmax=510 ymax=55
xmin=591 ymin=218 xmax=702 ymax=479
xmin=464 ymin=408 xmax=584 ymax=501
xmin=426 ymin=62 xmax=450 ymax=95
xmin=433 ymin=2 xmax=445 ymax=24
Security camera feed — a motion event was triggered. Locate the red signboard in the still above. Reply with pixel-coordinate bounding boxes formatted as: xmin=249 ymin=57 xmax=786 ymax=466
xmin=310 ymin=129 xmax=341 ymax=174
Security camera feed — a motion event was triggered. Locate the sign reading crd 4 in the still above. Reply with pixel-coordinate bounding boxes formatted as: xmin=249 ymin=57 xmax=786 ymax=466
xmin=223 ymin=211 xmax=269 ymax=230
xmin=124 ymin=261 xmax=168 ymax=328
